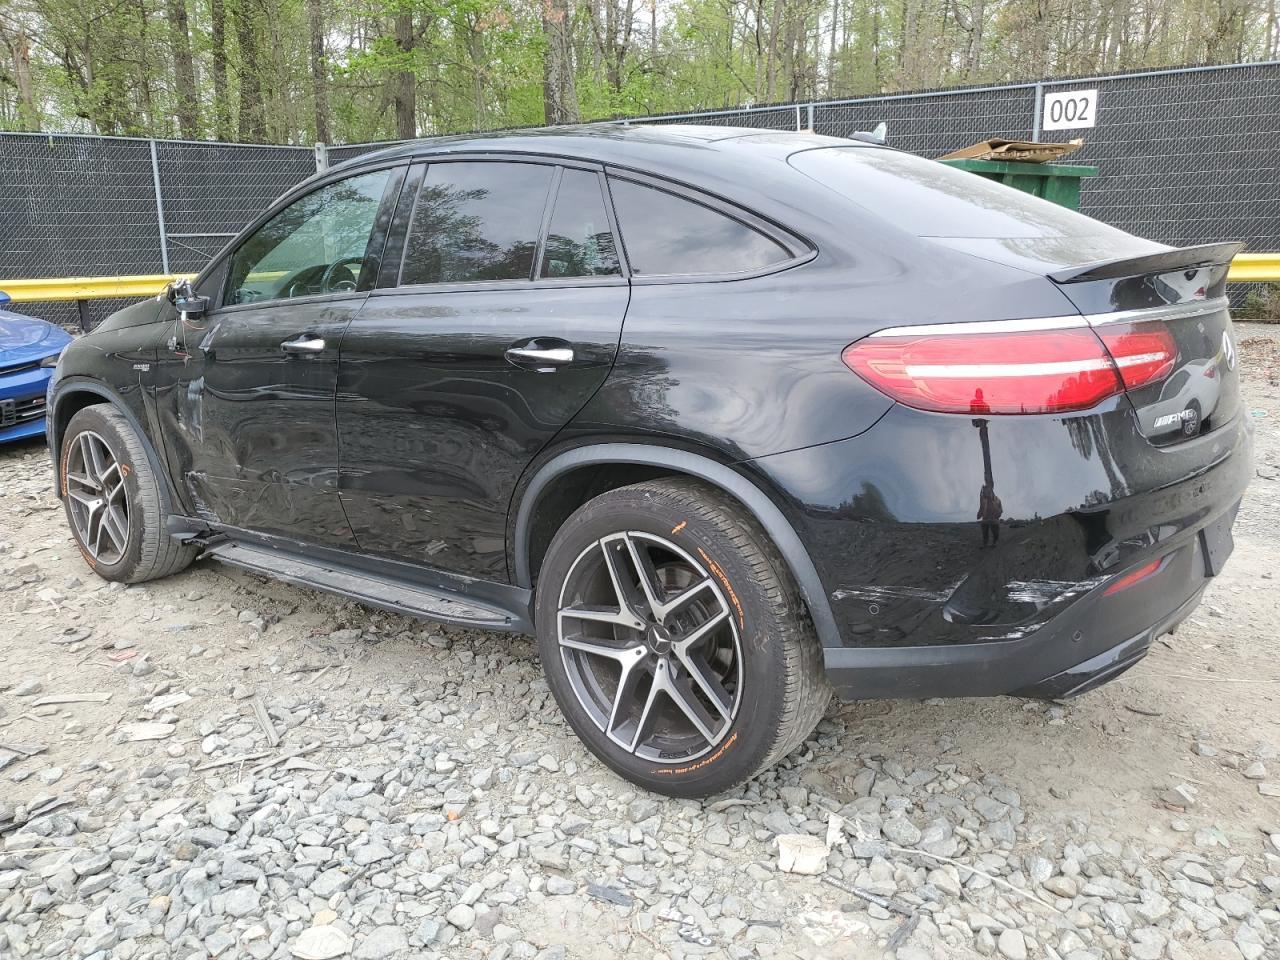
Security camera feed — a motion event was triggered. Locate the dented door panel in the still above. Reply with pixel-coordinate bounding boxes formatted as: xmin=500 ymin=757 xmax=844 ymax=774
xmin=153 ymin=298 xmax=362 ymax=546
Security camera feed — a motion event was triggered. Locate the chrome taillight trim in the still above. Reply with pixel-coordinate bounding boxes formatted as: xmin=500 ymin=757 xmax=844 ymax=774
xmin=867 ymin=296 xmax=1229 ymax=339
xmin=1082 ymin=296 xmax=1229 ymax=327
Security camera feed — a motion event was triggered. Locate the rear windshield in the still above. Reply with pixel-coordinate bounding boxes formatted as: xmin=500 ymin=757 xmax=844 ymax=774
xmin=788 ymin=146 xmax=1113 ymax=240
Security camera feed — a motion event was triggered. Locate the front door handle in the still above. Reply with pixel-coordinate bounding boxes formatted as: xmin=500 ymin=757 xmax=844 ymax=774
xmin=505 ymin=340 xmax=574 ymax=371
xmin=281 ymin=334 xmax=326 ymax=354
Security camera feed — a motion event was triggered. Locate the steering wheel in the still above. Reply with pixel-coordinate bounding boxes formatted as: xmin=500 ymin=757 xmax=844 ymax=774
xmin=320 ymin=255 xmax=365 ymax=294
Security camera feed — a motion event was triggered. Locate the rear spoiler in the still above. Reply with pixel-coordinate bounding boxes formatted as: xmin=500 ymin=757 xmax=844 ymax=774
xmin=1048 ymin=242 xmax=1244 ymax=284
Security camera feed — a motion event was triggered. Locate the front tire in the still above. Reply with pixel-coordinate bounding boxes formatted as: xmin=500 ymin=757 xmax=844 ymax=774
xmin=535 ymin=478 xmax=830 ymax=798
xmin=60 ymin=404 xmax=196 ymax=583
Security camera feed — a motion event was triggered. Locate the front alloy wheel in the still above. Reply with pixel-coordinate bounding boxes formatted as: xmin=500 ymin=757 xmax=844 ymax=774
xmin=60 ymin=404 xmax=196 ymax=583
xmin=64 ymin=430 xmax=131 ymax=565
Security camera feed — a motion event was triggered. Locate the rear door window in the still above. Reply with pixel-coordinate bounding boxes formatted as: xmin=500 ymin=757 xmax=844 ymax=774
xmin=540 ymin=169 xmax=621 ymax=279
xmin=401 ymin=161 xmax=554 ymax=285
xmin=607 ymin=177 xmax=791 ymax=277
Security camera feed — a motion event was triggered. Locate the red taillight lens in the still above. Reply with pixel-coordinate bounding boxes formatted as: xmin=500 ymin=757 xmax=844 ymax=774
xmin=842 ymin=327 xmax=1125 ymax=414
xmin=843 ymin=321 xmax=1179 ymax=415
xmin=1093 ymin=324 xmax=1177 ymax=391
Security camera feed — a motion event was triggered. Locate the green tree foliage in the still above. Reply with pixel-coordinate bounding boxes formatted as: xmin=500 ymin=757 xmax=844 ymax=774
xmin=1 ymin=0 xmax=1277 ymax=141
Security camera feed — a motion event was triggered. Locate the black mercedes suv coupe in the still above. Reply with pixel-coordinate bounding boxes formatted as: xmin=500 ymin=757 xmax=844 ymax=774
xmin=47 ymin=124 xmax=1251 ymax=797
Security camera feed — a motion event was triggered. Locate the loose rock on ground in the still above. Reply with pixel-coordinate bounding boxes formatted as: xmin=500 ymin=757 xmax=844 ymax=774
xmin=1 ymin=324 xmax=1279 ymax=958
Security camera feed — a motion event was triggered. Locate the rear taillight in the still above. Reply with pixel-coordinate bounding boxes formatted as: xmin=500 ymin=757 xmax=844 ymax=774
xmin=1093 ymin=324 xmax=1177 ymax=391
xmin=842 ymin=321 xmax=1177 ymax=415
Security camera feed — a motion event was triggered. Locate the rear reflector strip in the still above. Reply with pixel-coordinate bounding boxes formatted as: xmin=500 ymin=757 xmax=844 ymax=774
xmin=902 ymin=358 xmax=1115 ymax=379
xmin=1103 ymin=557 xmax=1166 ymax=596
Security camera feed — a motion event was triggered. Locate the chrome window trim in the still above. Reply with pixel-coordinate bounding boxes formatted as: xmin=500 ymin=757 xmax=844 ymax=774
xmin=867 ymin=296 xmax=1228 ymax=339
xmin=869 ymin=316 xmax=1089 ymax=337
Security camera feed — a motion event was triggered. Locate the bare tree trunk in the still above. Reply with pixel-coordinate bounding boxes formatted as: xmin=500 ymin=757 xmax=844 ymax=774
xmin=393 ymin=12 xmax=416 ymax=139
xmin=828 ymin=0 xmax=840 ymax=97
xmin=902 ymin=0 xmax=921 ymax=88
xmin=784 ymin=0 xmax=811 ymax=101
xmin=135 ymin=0 xmax=154 ymax=132
xmin=752 ymin=0 xmax=765 ymax=101
xmin=167 ymin=0 xmax=199 ymax=138
xmin=210 ymin=0 xmax=231 ymax=140
xmin=616 ymin=0 xmax=635 ymax=92
xmin=781 ymin=4 xmax=797 ymax=99
xmin=467 ymin=21 xmax=485 ymax=128
xmin=872 ymin=1 xmax=882 ymax=89
xmin=2 ymin=28 xmax=41 ymax=131
xmin=590 ymin=0 xmax=604 ymax=82
xmin=268 ymin=10 xmax=295 ymax=140
xmin=307 ymin=0 xmax=330 ymax=142
xmin=764 ymin=0 xmax=782 ymax=99
xmin=235 ymin=0 xmax=267 ymax=141
xmin=542 ymin=0 xmax=580 ymax=124
xmin=966 ymin=0 xmax=985 ymax=77
xmin=649 ymin=0 xmax=657 ymax=62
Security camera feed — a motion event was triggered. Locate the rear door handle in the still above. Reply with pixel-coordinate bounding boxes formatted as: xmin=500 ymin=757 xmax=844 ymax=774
xmin=281 ymin=334 xmax=326 ymax=354
xmin=505 ymin=339 xmax=574 ymax=371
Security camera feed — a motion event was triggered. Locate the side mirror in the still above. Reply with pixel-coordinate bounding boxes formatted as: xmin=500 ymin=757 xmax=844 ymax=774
xmin=170 ymin=278 xmax=209 ymax=318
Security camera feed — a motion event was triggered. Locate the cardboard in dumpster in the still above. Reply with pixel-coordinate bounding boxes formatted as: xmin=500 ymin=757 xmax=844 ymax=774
xmin=940 ymin=137 xmax=1083 ymax=163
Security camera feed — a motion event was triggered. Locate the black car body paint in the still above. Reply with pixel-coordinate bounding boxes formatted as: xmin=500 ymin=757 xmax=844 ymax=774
xmin=47 ymin=124 xmax=1252 ymax=702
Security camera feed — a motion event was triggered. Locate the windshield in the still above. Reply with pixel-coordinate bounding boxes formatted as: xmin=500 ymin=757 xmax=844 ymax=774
xmin=788 ymin=146 xmax=1132 ymax=241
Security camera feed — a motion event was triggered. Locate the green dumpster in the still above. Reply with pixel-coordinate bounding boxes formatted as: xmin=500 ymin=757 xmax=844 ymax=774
xmin=939 ymin=158 xmax=1097 ymax=211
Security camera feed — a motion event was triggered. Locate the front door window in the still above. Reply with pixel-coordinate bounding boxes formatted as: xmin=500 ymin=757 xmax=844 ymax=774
xmin=224 ymin=169 xmax=392 ymax=306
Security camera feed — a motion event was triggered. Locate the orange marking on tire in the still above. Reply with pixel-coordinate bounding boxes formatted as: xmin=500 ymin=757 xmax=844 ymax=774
xmin=653 ymin=730 xmax=738 ymax=775
xmin=697 ymin=547 xmax=745 ymax=630
xmin=671 ymin=520 xmax=687 ymax=535
xmin=120 ymin=463 xmax=132 ymax=477
xmin=60 ymin=441 xmax=72 ymax=496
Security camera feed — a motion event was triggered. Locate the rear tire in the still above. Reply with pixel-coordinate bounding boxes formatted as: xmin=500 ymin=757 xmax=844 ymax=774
xmin=60 ymin=405 xmax=196 ymax=584
xmin=535 ymin=478 xmax=830 ymax=798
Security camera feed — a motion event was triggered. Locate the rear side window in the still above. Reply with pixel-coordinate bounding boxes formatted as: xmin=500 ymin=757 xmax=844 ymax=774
xmin=789 ymin=146 xmax=1122 ymax=240
xmin=608 ymin=177 xmax=791 ymax=277
xmin=540 ymin=170 xmax=620 ymax=278
xmin=401 ymin=161 xmax=554 ymax=285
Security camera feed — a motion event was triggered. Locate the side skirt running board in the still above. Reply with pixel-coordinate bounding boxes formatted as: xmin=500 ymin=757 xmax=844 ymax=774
xmin=202 ymin=540 xmax=531 ymax=632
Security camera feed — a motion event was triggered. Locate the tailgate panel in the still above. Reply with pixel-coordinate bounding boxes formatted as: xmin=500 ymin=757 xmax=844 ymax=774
xmin=1120 ymin=298 xmax=1240 ymax=445
xmin=1048 ymin=245 xmax=1241 ymax=447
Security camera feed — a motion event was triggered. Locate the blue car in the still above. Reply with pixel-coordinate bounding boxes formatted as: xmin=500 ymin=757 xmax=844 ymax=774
xmin=0 ymin=294 xmax=73 ymax=443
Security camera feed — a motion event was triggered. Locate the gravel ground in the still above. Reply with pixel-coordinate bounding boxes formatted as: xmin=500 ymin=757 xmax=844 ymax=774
xmin=1 ymin=323 xmax=1279 ymax=960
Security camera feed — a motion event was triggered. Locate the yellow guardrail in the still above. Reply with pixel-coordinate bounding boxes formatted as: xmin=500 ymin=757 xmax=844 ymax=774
xmin=0 ymin=257 xmax=1276 ymax=306
xmin=0 ymin=274 xmax=195 ymax=303
xmin=1226 ymin=254 xmax=1280 ymax=283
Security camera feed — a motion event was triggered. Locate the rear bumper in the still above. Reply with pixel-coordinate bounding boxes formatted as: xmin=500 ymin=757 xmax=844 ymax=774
xmin=822 ymin=530 xmax=1218 ymax=701
xmin=742 ymin=398 xmax=1252 ymax=701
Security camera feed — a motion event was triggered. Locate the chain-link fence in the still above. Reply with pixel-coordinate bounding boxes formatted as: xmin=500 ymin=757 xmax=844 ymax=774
xmin=0 ymin=134 xmax=314 ymax=326
xmin=643 ymin=62 xmax=1280 ymax=254
xmin=2 ymin=61 xmax=1277 ymax=327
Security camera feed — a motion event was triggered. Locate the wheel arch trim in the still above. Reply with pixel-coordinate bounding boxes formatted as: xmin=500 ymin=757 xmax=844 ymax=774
xmin=47 ymin=379 xmax=177 ymax=515
xmin=511 ymin=443 xmax=840 ymax=651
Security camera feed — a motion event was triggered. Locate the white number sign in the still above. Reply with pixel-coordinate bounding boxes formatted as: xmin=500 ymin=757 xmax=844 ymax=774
xmin=1042 ymin=89 xmax=1097 ymax=131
